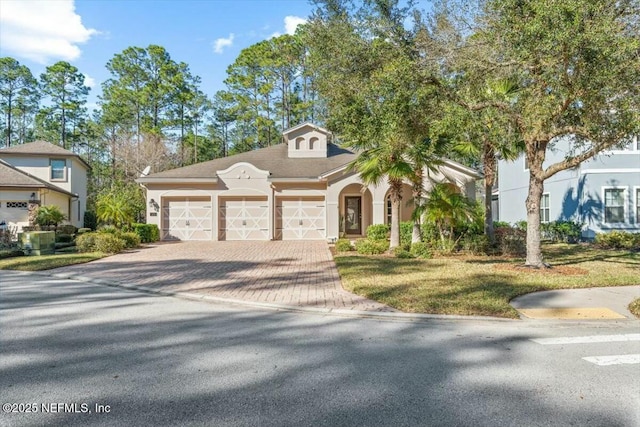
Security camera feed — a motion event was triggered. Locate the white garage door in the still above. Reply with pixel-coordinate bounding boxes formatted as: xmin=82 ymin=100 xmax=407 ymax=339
xmin=219 ymin=197 xmax=269 ymax=240
xmin=162 ymin=197 xmax=212 ymax=241
xmin=276 ymin=196 xmax=326 ymax=240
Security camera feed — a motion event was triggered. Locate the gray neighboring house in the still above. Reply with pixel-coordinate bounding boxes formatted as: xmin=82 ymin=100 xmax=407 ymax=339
xmin=496 ymin=136 xmax=640 ymax=238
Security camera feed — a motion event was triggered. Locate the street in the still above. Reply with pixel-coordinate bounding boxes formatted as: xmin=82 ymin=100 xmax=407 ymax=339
xmin=1 ymin=271 xmax=639 ymax=427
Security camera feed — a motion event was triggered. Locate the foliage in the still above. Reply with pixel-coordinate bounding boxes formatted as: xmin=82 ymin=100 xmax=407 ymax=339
xmin=366 ymin=224 xmax=389 ymax=241
xmin=0 ymin=225 xmax=18 ymax=249
xmin=57 ymin=224 xmax=77 ymax=235
xmin=117 ymin=231 xmax=141 ymax=248
xmin=393 ymin=247 xmax=414 ymax=259
xmin=423 ymin=183 xmax=476 ymax=251
xmin=494 ymin=227 xmax=526 ymax=256
xmin=0 ymin=57 xmax=39 ymax=147
xmin=629 ymin=298 xmax=640 ymax=319
xmin=410 ymin=242 xmax=432 ymax=259
xmin=84 ymin=211 xmax=97 ymax=230
xmin=96 ymin=189 xmax=136 ymax=228
xmin=354 ymin=239 xmax=389 ymax=255
xmin=399 ymin=221 xmax=413 ymax=250
xmin=541 ymin=221 xmax=583 ymax=243
xmin=92 ymin=233 xmax=126 ymax=254
xmin=335 ymin=239 xmax=354 ymax=252
xmin=461 ymin=234 xmax=490 ymax=255
xmin=132 ymin=223 xmax=160 ymax=243
xmin=0 ymin=249 xmax=24 ymax=259
xmin=594 ymin=232 xmax=640 ymax=251
xmin=35 ymin=205 xmax=66 ymax=227
xmin=55 ymin=234 xmax=73 ymax=244
xmin=76 ymin=233 xmax=97 ymax=253
xmin=493 ymin=221 xmax=511 ymax=229
xmin=77 ymin=228 xmax=91 ymax=235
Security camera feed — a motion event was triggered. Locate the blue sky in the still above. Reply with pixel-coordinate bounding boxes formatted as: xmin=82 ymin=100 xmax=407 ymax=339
xmin=0 ymin=0 xmax=315 ymax=109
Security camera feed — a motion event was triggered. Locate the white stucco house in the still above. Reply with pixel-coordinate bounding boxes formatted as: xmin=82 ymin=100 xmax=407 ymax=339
xmin=0 ymin=141 xmax=89 ymax=231
xmin=137 ymin=123 xmax=481 ymax=241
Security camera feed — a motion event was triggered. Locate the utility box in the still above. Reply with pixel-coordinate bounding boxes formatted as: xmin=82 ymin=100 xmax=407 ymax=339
xmin=18 ymin=231 xmax=56 ymax=256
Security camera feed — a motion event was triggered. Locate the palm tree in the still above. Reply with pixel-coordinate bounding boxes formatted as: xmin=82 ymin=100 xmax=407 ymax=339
xmin=35 ymin=205 xmax=66 ymax=227
xmin=423 ymin=183 xmax=476 ymax=251
xmin=349 ymin=142 xmax=413 ymax=249
xmin=96 ymin=192 xmax=134 ymax=229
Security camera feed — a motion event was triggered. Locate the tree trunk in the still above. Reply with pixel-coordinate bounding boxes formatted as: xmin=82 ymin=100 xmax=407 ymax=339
xmin=389 ymin=178 xmax=403 ymax=249
xmin=411 ymin=169 xmax=424 ymax=244
xmin=525 ymin=164 xmax=545 ymax=267
xmin=483 ymin=141 xmax=496 ymax=245
xmin=61 ymin=106 xmax=66 ymax=149
xmin=6 ymin=94 xmax=12 ymax=147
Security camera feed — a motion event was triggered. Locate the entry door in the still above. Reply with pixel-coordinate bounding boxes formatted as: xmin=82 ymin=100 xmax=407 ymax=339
xmin=344 ymin=196 xmax=362 ymax=235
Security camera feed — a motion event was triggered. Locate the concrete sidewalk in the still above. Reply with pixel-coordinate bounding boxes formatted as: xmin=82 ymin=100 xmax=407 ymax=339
xmin=510 ymin=285 xmax=640 ymax=320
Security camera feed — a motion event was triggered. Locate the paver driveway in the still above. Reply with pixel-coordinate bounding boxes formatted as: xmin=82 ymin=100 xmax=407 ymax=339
xmin=51 ymin=241 xmax=394 ymax=311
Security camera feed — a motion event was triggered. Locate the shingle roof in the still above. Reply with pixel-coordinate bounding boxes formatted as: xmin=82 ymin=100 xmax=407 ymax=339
xmin=144 ymin=143 xmax=357 ymax=179
xmin=0 ymin=141 xmax=90 ymax=169
xmin=0 ymin=160 xmax=77 ymax=197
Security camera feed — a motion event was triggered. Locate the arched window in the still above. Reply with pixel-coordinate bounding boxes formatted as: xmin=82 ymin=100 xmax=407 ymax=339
xmin=309 ymin=137 xmax=318 ymax=150
xmin=386 ymin=194 xmax=392 ymax=224
xmin=295 ymin=137 xmax=304 ymax=150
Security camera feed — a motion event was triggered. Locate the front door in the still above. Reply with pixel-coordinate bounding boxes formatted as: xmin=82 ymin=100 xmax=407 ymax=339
xmin=344 ymin=196 xmax=362 ymax=235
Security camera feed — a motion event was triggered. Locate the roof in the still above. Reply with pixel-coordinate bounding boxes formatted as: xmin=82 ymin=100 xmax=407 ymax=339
xmin=140 ymin=143 xmax=357 ymax=181
xmin=0 ymin=141 xmax=91 ymax=169
xmin=0 ymin=159 xmax=77 ymax=197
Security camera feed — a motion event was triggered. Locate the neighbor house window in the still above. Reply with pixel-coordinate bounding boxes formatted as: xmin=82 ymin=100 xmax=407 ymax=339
xmin=636 ymin=188 xmax=640 ymax=224
xmin=50 ymin=159 xmax=66 ymax=180
xmin=6 ymin=201 xmax=28 ymax=209
xmin=524 ymin=156 xmax=529 ymax=170
xmin=604 ymin=188 xmax=625 ymax=223
xmin=540 ymin=194 xmax=550 ymax=223
xmin=386 ymin=195 xmax=392 ymax=224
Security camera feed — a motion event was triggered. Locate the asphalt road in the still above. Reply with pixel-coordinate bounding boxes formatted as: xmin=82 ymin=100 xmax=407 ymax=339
xmin=1 ymin=271 xmax=639 ymax=427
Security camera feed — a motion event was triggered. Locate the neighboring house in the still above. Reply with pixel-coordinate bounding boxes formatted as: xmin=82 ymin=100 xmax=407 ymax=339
xmin=0 ymin=141 xmax=89 ymax=231
xmin=496 ymin=136 xmax=640 ymax=238
xmin=137 ymin=123 xmax=481 ymax=242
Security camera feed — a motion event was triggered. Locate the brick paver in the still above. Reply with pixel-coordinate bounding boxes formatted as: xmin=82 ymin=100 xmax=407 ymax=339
xmin=51 ymin=241 xmax=395 ymax=312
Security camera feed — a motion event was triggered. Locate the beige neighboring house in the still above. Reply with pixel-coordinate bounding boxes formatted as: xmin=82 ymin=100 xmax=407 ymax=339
xmin=137 ymin=123 xmax=481 ymax=241
xmin=0 ymin=141 xmax=89 ymax=231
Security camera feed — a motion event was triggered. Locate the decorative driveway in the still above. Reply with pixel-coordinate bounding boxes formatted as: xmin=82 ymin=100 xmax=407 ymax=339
xmin=51 ymin=241 xmax=394 ymax=312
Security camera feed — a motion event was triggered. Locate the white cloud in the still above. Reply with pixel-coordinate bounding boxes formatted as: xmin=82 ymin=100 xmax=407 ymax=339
xmin=0 ymin=0 xmax=97 ymax=64
xmin=83 ymin=74 xmax=96 ymax=88
xmin=213 ymin=33 xmax=234 ymax=54
xmin=269 ymin=32 xmax=282 ymax=39
xmin=284 ymin=16 xmax=307 ymax=35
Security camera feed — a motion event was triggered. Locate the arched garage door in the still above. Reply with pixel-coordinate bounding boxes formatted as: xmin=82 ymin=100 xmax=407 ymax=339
xmin=161 ymin=196 xmax=212 ymax=240
xmin=276 ymin=196 xmax=326 ymax=240
xmin=219 ymin=197 xmax=269 ymax=240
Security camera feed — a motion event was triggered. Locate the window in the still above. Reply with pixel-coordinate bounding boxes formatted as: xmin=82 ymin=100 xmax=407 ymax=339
xmin=604 ymin=188 xmax=625 ymax=223
xmin=636 ymin=188 xmax=640 ymax=224
xmin=386 ymin=195 xmax=392 ymax=224
xmin=6 ymin=201 xmax=28 ymax=209
xmin=50 ymin=159 xmax=66 ymax=180
xmin=540 ymin=194 xmax=550 ymax=223
xmin=524 ymin=156 xmax=529 ymax=170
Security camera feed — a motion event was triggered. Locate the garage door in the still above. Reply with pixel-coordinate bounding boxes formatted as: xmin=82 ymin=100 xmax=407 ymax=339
xmin=161 ymin=197 xmax=212 ymax=241
xmin=276 ymin=196 xmax=326 ymax=240
xmin=219 ymin=197 xmax=269 ymax=240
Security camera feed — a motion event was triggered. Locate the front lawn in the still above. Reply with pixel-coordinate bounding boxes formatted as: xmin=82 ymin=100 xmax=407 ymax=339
xmin=335 ymin=244 xmax=640 ymax=318
xmin=0 ymin=252 xmax=105 ymax=271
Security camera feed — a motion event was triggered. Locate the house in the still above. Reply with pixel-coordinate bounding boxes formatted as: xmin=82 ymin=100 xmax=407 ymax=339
xmin=137 ymin=123 xmax=481 ymax=241
xmin=496 ymin=135 xmax=640 ymax=238
xmin=0 ymin=141 xmax=89 ymax=231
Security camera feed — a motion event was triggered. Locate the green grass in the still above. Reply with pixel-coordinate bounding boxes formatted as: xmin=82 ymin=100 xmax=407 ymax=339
xmin=629 ymin=298 xmax=640 ymax=318
xmin=0 ymin=252 xmax=105 ymax=271
xmin=334 ymin=243 xmax=640 ymax=318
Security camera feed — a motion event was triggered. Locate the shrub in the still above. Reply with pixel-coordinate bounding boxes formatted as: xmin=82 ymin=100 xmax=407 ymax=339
xmin=57 ymin=224 xmax=77 ymax=235
xmin=0 ymin=249 xmax=24 ymax=259
xmin=366 ymin=224 xmax=389 ymax=241
xmin=117 ymin=231 xmax=141 ymax=249
xmin=393 ymin=246 xmax=414 ymax=258
xmin=93 ymin=233 xmax=126 ymax=254
xmin=514 ymin=220 xmax=528 ymax=231
xmin=35 ymin=205 xmax=66 ymax=227
xmin=84 ymin=211 xmax=97 ymax=230
xmin=461 ymin=234 xmax=489 ymax=255
xmin=494 ymin=221 xmax=511 ymax=229
xmin=132 ymin=223 xmax=160 ymax=243
xmin=355 ymin=239 xmax=389 ymax=255
xmin=77 ymin=228 xmax=91 ymax=235
xmin=595 ymin=231 xmax=640 ymax=250
xmin=410 ymin=242 xmax=431 ymax=259
xmin=400 ymin=221 xmax=413 ymax=248
xmin=76 ymin=233 xmax=97 ymax=253
xmin=495 ymin=226 xmax=526 ymax=256
xmin=542 ymin=221 xmax=583 ymax=243
xmin=98 ymin=225 xmax=118 ymax=234
xmin=55 ymin=233 xmax=74 ymax=244
xmin=335 ymin=239 xmax=353 ymax=252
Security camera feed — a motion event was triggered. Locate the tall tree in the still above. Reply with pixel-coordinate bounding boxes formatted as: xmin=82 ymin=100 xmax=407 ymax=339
xmin=433 ymin=0 xmax=640 ymax=266
xmin=39 ymin=61 xmax=89 ymax=149
xmin=0 ymin=57 xmax=39 ymax=147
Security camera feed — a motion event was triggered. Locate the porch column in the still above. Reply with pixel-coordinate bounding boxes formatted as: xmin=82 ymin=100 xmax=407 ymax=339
xmin=326 ymin=201 xmax=339 ymax=241
xmin=370 ymin=184 xmax=387 ymax=225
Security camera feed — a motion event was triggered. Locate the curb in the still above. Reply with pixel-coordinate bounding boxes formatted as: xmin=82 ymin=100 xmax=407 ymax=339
xmin=24 ymin=270 xmax=515 ymax=322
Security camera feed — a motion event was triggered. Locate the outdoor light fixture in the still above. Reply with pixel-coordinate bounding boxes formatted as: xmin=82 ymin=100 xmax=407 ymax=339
xmin=29 ymin=192 xmax=37 ymax=201
xmin=149 ymin=199 xmax=156 ymax=206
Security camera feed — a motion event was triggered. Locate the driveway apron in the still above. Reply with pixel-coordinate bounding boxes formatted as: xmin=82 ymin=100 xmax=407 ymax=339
xmin=50 ymin=241 xmax=394 ymax=312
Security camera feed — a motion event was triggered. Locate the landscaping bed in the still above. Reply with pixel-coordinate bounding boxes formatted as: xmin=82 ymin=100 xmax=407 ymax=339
xmin=334 ymin=243 xmax=640 ymax=318
xmin=0 ymin=252 xmax=105 ymax=271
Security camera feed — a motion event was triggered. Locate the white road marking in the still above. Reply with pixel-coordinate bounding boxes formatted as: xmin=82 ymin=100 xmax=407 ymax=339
xmin=582 ymin=354 xmax=640 ymax=366
xmin=531 ymin=334 xmax=640 ymax=345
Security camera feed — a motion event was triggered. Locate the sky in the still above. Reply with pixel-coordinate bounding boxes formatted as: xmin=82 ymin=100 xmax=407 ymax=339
xmin=0 ymin=0 xmax=316 ymax=110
